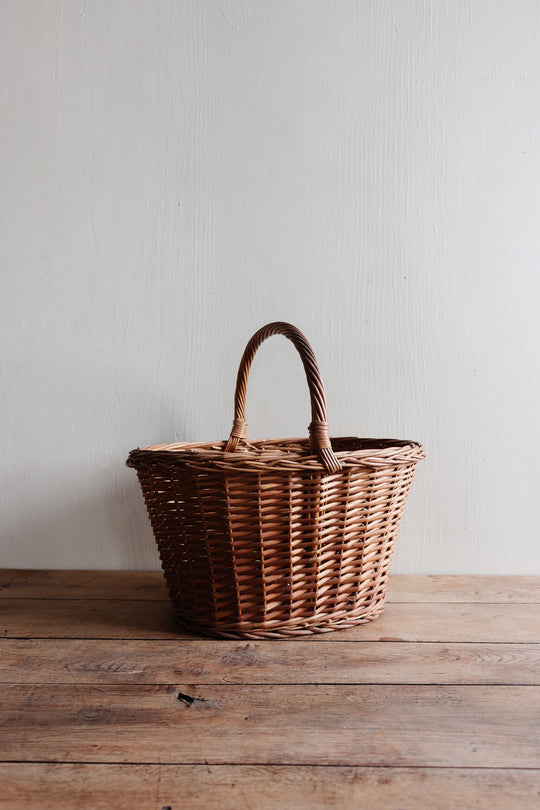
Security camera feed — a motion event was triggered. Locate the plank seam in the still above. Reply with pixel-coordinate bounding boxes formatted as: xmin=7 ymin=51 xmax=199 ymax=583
xmin=1 ymin=760 xmax=540 ymax=770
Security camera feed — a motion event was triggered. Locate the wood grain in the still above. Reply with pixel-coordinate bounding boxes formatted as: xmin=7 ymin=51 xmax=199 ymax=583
xmin=2 ymin=571 xmax=538 ymax=602
xmin=0 ymin=598 xmax=179 ymax=638
xmin=1 ymin=572 xmax=539 ymax=808
xmin=2 ymin=598 xmax=539 ymax=642
xmin=0 ymin=569 xmax=169 ymax=600
xmin=387 ymin=575 xmax=540 ymax=603
xmin=2 ymin=764 xmax=540 ymax=810
xmin=2 ymin=683 xmax=539 ymax=767
xmin=3 ymin=639 xmax=540 ymax=685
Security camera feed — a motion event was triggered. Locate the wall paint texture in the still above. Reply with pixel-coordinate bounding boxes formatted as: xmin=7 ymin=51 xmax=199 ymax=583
xmin=1 ymin=0 xmax=539 ymax=572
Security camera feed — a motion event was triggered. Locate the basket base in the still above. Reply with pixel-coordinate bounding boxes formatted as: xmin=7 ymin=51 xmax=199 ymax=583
xmin=172 ymin=599 xmax=386 ymax=639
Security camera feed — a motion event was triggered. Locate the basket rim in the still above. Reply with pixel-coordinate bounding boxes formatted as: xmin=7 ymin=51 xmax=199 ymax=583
xmin=127 ymin=435 xmax=425 ymax=472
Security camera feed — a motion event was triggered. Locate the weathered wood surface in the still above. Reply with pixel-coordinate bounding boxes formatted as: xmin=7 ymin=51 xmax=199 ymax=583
xmin=1 ymin=571 xmax=539 ymax=809
xmin=0 ymin=598 xmax=179 ymax=638
xmin=2 ymin=683 xmax=539 ymax=767
xmin=3 ymin=638 xmax=540 ymax=685
xmin=2 ymin=764 xmax=540 ymax=810
xmin=0 ymin=569 xmax=169 ymax=600
xmin=2 ymin=570 xmax=539 ymax=602
xmin=2 ymin=598 xmax=539 ymax=642
xmin=387 ymin=574 xmax=540 ymax=603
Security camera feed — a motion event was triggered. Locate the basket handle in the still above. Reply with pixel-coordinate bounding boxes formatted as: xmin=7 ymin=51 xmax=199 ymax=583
xmin=224 ymin=322 xmax=342 ymax=473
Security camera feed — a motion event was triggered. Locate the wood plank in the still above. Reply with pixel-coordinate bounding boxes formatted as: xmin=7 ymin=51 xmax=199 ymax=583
xmin=388 ymin=575 xmax=540 ymax=603
xmin=3 ymin=639 xmax=540 ymax=685
xmin=2 ymin=599 xmax=539 ymax=642
xmin=2 ymin=764 xmax=540 ymax=810
xmin=1 ymin=684 xmax=539 ymax=767
xmin=2 ymin=569 xmax=538 ymax=603
xmin=0 ymin=569 xmax=169 ymax=600
xmin=0 ymin=599 xmax=179 ymax=639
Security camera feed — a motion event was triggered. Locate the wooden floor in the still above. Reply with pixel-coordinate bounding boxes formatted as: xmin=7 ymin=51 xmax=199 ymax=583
xmin=1 ymin=572 xmax=539 ymax=809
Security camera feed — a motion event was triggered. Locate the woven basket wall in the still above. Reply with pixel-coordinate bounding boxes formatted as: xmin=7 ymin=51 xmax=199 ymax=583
xmin=127 ymin=322 xmax=425 ymax=638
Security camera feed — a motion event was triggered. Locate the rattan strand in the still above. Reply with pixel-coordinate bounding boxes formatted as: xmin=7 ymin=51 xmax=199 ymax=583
xmin=127 ymin=322 xmax=425 ymax=638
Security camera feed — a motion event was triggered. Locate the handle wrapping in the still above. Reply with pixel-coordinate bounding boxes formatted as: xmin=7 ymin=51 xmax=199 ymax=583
xmin=224 ymin=322 xmax=342 ymax=473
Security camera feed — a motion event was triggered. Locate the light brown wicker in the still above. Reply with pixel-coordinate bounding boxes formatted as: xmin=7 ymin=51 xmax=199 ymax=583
xmin=127 ymin=322 xmax=425 ymax=638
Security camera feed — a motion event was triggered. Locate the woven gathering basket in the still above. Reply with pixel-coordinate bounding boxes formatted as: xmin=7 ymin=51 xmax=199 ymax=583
xmin=127 ymin=322 xmax=425 ymax=639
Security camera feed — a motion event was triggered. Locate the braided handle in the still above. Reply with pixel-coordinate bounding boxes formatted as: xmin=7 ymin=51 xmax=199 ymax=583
xmin=224 ymin=322 xmax=342 ymax=473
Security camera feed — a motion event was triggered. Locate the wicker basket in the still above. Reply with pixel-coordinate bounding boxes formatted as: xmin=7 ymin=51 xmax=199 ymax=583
xmin=127 ymin=322 xmax=425 ymax=638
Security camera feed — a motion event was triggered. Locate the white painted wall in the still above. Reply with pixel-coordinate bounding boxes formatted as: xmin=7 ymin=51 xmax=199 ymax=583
xmin=2 ymin=0 xmax=539 ymax=573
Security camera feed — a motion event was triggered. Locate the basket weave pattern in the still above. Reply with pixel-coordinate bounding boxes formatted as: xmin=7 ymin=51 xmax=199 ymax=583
xmin=127 ymin=323 xmax=425 ymax=638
